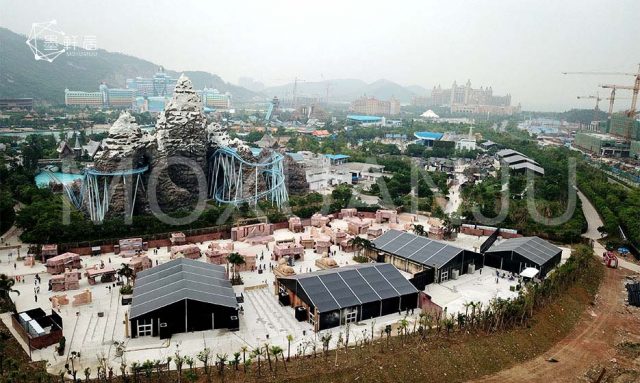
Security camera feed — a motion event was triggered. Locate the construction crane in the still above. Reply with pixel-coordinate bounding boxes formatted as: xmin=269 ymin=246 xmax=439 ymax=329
xmin=577 ymin=94 xmax=602 ymax=111
xmin=576 ymin=94 xmax=603 ymax=129
xmin=563 ymin=64 xmax=640 ymax=118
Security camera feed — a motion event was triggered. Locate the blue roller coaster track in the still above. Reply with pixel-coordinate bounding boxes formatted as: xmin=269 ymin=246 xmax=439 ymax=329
xmin=53 ymin=166 xmax=149 ymax=223
xmin=208 ymin=146 xmax=288 ymax=208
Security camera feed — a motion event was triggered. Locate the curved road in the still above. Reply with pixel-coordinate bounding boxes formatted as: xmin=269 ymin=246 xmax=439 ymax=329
xmin=474 ymin=189 xmax=640 ymax=382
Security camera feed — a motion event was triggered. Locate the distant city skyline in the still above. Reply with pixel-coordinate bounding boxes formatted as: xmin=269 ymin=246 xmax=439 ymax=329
xmin=1 ymin=0 xmax=639 ymax=111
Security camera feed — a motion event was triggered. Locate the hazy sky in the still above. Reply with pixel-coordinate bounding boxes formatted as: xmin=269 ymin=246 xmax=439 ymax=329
xmin=1 ymin=0 xmax=639 ymax=111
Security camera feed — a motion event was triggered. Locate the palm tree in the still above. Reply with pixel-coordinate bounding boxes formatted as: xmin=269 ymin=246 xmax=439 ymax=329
xmin=232 ymin=352 xmax=241 ymax=371
xmin=348 ymin=237 xmax=374 ymax=260
xmin=270 ymin=345 xmax=283 ymax=372
xmin=240 ymin=346 xmax=248 ymax=373
xmin=216 ymin=354 xmax=228 ymax=380
xmin=0 ymin=274 xmax=20 ymax=302
xmin=226 ymin=253 xmax=245 ymax=282
xmin=264 ymin=343 xmax=272 ymax=371
xmin=286 ymin=334 xmax=294 ymax=361
xmin=118 ymin=263 xmax=134 ymax=286
xmin=412 ymin=224 xmax=426 ymax=237
xmin=251 ymin=347 xmax=263 ymax=377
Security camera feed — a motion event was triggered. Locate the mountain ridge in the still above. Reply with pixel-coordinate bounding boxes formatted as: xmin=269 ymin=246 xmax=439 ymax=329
xmin=0 ymin=27 xmax=258 ymax=104
xmin=262 ymin=78 xmax=424 ymax=103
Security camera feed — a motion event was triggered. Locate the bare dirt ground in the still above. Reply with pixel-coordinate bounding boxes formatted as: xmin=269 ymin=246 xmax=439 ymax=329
xmin=475 ymin=266 xmax=640 ymax=383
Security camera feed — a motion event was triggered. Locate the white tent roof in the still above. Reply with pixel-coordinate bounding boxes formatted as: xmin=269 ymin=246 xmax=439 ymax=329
xmin=520 ymin=267 xmax=540 ymax=279
xmin=420 ymin=109 xmax=439 ymax=119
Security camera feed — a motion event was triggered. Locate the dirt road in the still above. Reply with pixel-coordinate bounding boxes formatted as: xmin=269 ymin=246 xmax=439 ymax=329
xmin=475 ymin=263 xmax=639 ymax=382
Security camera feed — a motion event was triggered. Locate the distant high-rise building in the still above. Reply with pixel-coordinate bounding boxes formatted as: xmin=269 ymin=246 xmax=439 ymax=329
xmin=429 ymin=80 xmax=518 ymax=115
xmin=350 ymin=96 xmax=400 ymax=116
xmin=0 ymin=98 xmax=33 ymax=110
xmin=65 ymin=83 xmax=134 ymax=108
xmin=198 ymin=88 xmax=231 ymax=109
xmin=64 ymin=89 xmax=104 ymax=107
xmin=126 ymin=68 xmax=178 ymax=97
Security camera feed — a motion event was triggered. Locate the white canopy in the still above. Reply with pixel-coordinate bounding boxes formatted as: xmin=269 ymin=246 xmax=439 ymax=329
xmin=420 ymin=109 xmax=439 ymax=119
xmin=520 ymin=267 xmax=540 ymax=279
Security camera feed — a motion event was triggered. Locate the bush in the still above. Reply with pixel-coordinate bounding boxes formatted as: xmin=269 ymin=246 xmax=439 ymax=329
xmin=119 ymin=285 xmax=133 ymax=295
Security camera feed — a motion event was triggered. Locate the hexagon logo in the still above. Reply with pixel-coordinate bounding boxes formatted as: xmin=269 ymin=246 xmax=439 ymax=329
xmin=26 ymin=20 xmax=66 ymax=62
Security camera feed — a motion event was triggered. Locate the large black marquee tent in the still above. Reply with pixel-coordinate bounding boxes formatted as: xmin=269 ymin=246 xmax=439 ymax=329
xmin=484 ymin=236 xmax=562 ymax=278
xmin=277 ymin=263 xmax=418 ymax=331
xmin=372 ymin=229 xmax=483 ymax=284
xmin=129 ymin=258 xmax=238 ymax=339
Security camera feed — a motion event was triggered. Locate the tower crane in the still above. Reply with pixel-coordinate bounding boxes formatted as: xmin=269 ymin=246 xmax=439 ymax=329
xmin=576 ymin=94 xmax=603 ymax=129
xmin=562 ymin=64 xmax=640 ymax=118
xmin=576 ymin=94 xmax=602 ymax=111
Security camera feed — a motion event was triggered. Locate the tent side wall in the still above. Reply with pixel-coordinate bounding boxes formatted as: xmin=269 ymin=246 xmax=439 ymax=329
xmin=438 ymin=250 xmax=483 ymax=280
xmin=483 ymin=249 xmax=561 ymax=278
xmin=130 ymin=300 xmax=237 ymax=338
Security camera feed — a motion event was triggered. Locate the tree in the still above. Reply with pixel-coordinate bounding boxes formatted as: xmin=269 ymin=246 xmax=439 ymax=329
xmin=250 ymin=347 xmax=263 ymax=377
xmin=264 ymin=343 xmax=273 ymax=371
xmin=216 ymin=354 xmax=228 ymax=380
xmin=240 ymin=346 xmax=248 ymax=373
xmin=412 ymin=224 xmax=426 ymax=237
xmin=0 ymin=274 xmax=20 ymax=305
xmin=232 ymin=352 xmax=241 ymax=371
xmin=196 ymin=347 xmax=212 ymax=381
xmin=286 ymin=334 xmax=294 ymax=362
xmin=0 ymin=274 xmax=20 ymax=311
xmin=173 ymin=350 xmax=185 ymax=383
xmin=226 ymin=252 xmax=245 ymax=283
xmin=118 ymin=263 xmax=134 ymax=286
xmin=348 ymin=237 xmax=373 ymax=262
xmin=269 ymin=345 xmax=283 ymax=372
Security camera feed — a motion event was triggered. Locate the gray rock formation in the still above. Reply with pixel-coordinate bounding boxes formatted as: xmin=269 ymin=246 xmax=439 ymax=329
xmin=282 ymin=153 xmax=309 ymax=195
xmin=151 ymin=75 xmax=208 ymax=211
xmin=94 ymin=111 xmax=152 ymax=170
xmin=92 ymin=111 xmax=153 ymax=216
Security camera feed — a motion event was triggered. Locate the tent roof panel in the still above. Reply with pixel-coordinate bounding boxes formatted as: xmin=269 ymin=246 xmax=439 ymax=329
xmin=130 ymin=258 xmax=236 ymax=319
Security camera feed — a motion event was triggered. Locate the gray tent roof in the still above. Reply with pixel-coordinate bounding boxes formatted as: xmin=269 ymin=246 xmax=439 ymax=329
xmin=279 ymin=263 xmax=417 ymax=313
xmin=373 ymin=229 xmax=470 ymax=269
xmin=130 ymin=258 xmax=236 ymax=319
xmin=496 ymin=149 xmax=524 ymax=158
xmin=509 ymin=162 xmax=545 ymax=175
xmin=501 ymin=154 xmax=539 ymax=165
xmin=485 ymin=236 xmax=561 ymax=265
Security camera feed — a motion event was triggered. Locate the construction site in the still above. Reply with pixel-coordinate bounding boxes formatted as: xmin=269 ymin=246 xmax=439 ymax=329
xmin=565 ymin=65 xmax=640 ymax=184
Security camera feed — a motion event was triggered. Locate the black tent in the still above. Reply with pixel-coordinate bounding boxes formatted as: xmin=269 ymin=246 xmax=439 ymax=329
xmin=483 ymin=236 xmax=562 ymax=278
xmin=278 ymin=263 xmax=418 ymax=331
xmin=129 ymin=258 xmax=238 ymax=339
xmin=372 ymin=229 xmax=483 ymax=283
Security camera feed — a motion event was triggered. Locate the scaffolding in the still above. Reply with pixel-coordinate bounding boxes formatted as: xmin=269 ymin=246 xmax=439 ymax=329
xmin=208 ymin=147 xmax=288 ymax=208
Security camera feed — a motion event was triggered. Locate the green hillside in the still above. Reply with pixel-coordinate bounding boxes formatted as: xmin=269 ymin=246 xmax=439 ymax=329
xmin=0 ymin=27 xmax=256 ymax=104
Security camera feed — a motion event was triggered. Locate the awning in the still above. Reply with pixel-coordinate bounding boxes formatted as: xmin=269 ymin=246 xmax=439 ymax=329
xmin=520 ymin=267 xmax=539 ymax=279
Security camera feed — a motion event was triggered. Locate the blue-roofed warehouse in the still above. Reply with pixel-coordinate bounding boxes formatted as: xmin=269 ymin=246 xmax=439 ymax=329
xmin=324 ymin=154 xmax=350 ymax=165
xmin=414 ymin=131 xmax=444 ymax=147
xmin=347 ymin=115 xmax=384 ymax=124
